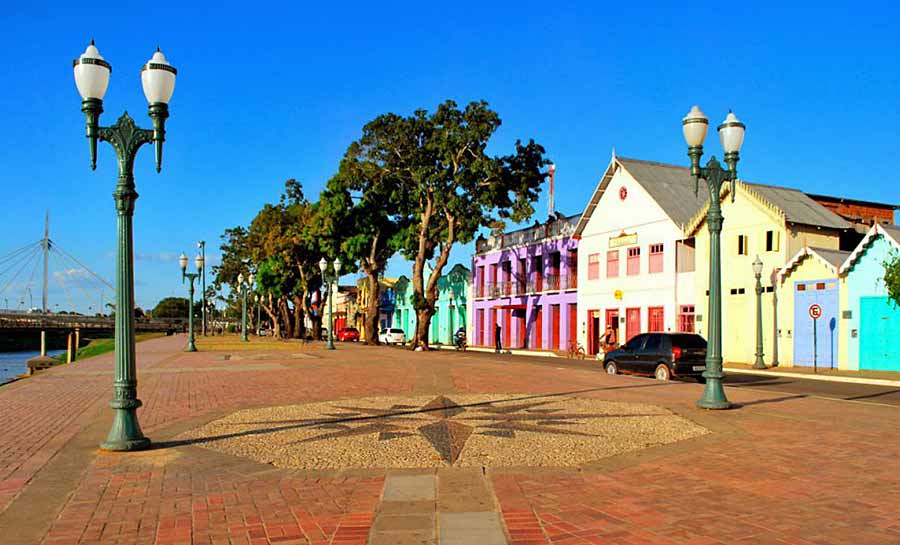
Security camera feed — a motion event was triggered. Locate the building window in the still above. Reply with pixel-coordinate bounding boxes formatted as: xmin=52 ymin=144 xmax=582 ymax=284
xmin=678 ymin=305 xmax=695 ymax=333
xmin=676 ymin=238 xmax=695 ymax=272
xmin=766 ymin=230 xmax=780 ymax=252
xmin=626 ymin=247 xmax=640 ymax=275
xmin=737 ymin=235 xmax=748 ymax=255
xmin=606 ymin=250 xmax=618 ymax=278
xmin=797 ymin=284 xmax=806 ymax=291
xmin=648 ymin=306 xmax=664 ymax=332
xmin=649 ymin=243 xmax=664 ymax=274
xmin=588 ymin=253 xmax=600 ymax=280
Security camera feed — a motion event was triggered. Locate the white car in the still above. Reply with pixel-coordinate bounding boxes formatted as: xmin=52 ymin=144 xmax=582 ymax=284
xmin=379 ymin=328 xmax=406 ymax=345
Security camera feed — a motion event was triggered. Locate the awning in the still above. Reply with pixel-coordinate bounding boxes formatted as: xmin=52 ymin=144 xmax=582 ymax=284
xmin=495 ymin=304 xmax=526 ymax=310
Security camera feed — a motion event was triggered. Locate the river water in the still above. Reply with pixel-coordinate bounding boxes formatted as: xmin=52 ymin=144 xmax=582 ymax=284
xmin=0 ymin=350 xmax=66 ymax=385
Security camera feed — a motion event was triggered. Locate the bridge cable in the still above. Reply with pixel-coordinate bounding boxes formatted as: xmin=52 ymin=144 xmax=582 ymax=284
xmin=49 ymin=251 xmax=78 ymax=313
xmin=52 ymin=246 xmax=114 ymax=310
xmin=52 ymin=243 xmax=114 ymax=291
xmin=0 ymin=245 xmax=41 ymax=305
xmin=51 ymin=247 xmax=100 ymax=313
xmin=0 ymin=242 xmax=41 ymax=282
xmin=0 ymin=240 xmax=41 ymax=267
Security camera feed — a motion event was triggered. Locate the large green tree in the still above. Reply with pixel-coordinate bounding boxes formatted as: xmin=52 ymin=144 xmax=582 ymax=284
xmin=348 ymin=101 xmax=548 ymax=348
xmin=152 ymin=297 xmax=190 ymax=319
xmin=321 ymin=141 xmax=410 ymax=344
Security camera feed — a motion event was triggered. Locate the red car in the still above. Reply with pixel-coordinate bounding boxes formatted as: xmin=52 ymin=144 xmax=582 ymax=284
xmin=336 ymin=327 xmax=360 ymax=342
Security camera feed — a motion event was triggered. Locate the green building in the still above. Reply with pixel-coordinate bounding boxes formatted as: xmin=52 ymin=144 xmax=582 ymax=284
xmin=394 ymin=263 xmax=469 ymax=345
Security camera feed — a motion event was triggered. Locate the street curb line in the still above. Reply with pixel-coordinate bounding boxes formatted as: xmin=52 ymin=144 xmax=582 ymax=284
xmin=434 ymin=345 xmax=561 ymax=358
xmin=724 ymin=367 xmax=900 ymax=387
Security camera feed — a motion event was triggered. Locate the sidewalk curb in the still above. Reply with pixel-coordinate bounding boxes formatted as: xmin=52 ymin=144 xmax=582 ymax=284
xmin=435 ymin=345 xmax=561 ymax=358
xmin=724 ymin=367 xmax=900 ymax=388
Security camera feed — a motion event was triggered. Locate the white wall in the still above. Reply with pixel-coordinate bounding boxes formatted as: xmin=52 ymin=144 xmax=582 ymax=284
xmin=577 ymin=166 xmax=696 ymax=350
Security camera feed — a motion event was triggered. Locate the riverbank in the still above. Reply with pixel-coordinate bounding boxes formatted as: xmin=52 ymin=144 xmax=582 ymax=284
xmin=52 ymin=332 xmax=167 ymax=364
xmin=0 ymin=350 xmax=65 ymax=385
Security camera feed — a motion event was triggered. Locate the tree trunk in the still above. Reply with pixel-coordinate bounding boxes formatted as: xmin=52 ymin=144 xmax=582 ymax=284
xmin=292 ymin=295 xmax=305 ymax=339
xmin=279 ymin=298 xmax=291 ymax=339
xmin=364 ymin=273 xmax=381 ymax=345
xmin=263 ymin=294 xmax=280 ymax=339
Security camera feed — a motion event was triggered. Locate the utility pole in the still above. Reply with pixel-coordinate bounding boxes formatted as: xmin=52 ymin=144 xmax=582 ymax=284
xmin=198 ymin=241 xmax=206 ymax=335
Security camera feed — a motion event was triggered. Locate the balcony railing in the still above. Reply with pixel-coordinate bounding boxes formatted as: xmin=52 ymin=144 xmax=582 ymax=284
xmin=475 ymin=276 xmax=577 ymax=298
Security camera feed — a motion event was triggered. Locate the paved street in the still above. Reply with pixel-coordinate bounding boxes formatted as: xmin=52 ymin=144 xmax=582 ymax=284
xmin=0 ymin=335 xmax=898 ymax=545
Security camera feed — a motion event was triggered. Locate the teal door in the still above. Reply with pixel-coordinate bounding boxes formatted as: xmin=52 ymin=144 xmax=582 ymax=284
xmin=860 ymin=296 xmax=900 ymax=371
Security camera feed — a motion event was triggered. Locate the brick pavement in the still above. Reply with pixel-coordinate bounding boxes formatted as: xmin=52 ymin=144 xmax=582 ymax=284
xmin=0 ymin=337 xmax=896 ymax=544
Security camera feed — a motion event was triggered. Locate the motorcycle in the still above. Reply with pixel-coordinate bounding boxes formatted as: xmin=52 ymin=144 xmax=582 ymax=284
xmin=454 ymin=333 xmax=467 ymax=351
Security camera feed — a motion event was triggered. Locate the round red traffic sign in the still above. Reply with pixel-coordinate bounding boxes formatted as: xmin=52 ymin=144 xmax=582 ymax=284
xmin=809 ymin=304 xmax=822 ymax=320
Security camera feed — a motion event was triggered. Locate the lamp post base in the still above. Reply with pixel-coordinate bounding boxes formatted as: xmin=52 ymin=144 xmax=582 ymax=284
xmin=696 ymin=379 xmax=732 ymax=410
xmin=752 ymin=357 xmax=767 ymax=370
xmin=100 ymin=403 xmax=151 ymax=451
xmin=185 ymin=342 xmax=197 ymax=352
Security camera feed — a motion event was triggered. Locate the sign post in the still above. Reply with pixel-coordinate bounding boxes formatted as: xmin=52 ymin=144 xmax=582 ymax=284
xmin=809 ymin=304 xmax=822 ymax=373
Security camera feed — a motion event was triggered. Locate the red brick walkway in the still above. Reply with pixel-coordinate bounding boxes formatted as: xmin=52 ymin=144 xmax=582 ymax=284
xmin=0 ymin=337 xmax=897 ymax=545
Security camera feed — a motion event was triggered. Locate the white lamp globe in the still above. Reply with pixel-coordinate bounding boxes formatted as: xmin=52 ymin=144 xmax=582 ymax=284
xmin=73 ymin=41 xmax=111 ymax=100
xmin=319 ymin=257 xmax=328 ymax=274
xmin=141 ymin=48 xmax=177 ymax=105
xmin=718 ymin=111 xmax=746 ymax=154
xmin=194 ymin=253 xmax=204 ymax=271
xmin=333 ymin=258 xmax=342 ymax=275
xmin=178 ymin=253 xmax=188 ymax=271
xmin=752 ymin=255 xmax=763 ymax=276
xmin=237 ymin=273 xmax=244 ymax=285
xmin=682 ymin=105 xmax=709 ymax=147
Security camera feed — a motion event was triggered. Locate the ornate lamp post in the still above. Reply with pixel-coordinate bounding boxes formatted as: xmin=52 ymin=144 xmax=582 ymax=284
xmin=198 ymin=241 xmax=206 ymax=336
xmin=682 ymin=105 xmax=746 ymax=410
xmin=319 ymin=257 xmax=342 ymax=350
xmin=752 ymin=255 xmax=767 ymax=369
xmin=179 ymin=252 xmax=203 ymax=352
xmin=237 ymin=273 xmax=254 ymax=342
xmin=74 ymin=41 xmax=176 ymax=451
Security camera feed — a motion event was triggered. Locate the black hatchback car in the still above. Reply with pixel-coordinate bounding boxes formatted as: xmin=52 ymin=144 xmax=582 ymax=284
xmin=602 ymin=333 xmax=707 ymax=382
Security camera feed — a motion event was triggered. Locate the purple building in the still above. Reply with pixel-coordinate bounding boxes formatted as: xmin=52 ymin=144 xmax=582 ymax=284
xmin=471 ymin=213 xmax=579 ymax=351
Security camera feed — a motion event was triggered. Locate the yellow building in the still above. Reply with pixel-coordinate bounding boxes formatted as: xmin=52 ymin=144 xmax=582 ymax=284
xmin=776 ymin=247 xmax=848 ymax=368
xmin=686 ymin=181 xmax=850 ymax=365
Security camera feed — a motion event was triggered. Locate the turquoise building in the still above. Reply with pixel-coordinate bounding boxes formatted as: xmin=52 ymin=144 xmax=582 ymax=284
xmin=839 ymin=224 xmax=900 ymax=371
xmin=394 ymin=263 xmax=469 ymax=345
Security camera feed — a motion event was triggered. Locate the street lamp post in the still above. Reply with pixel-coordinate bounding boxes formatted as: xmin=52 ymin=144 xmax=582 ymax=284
xmin=74 ymin=41 xmax=177 ymax=451
xmin=198 ymin=241 xmax=206 ymax=336
xmin=255 ymin=294 xmax=261 ymax=334
xmin=237 ymin=273 xmax=254 ymax=342
xmin=682 ymin=105 xmax=746 ymax=410
xmin=179 ymin=253 xmax=204 ymax=352
xmin=752 ymin=255 xmax=766 ymax=369
xmin=319 ymin=257 xmax=342 ymax=350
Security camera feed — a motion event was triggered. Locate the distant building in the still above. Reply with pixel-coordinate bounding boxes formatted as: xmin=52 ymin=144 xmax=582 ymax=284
xmin=355 ymin=277 xmax=399 ymax=340
xmin=394 ymin=263 xmax=469 ymax=345
xmin=472 ymin=213 xmax=579 ymax=351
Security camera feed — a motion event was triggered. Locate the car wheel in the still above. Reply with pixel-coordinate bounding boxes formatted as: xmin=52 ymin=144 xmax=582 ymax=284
xmin=605 ymin=361 xmax=618 ymax=375
xmin=655 ymin=364 xmax=671 ymax=382
xmin=695 ymin=376 xmax=706 ymax=384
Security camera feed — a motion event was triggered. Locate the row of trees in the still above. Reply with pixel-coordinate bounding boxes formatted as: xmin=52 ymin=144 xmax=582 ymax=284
xmin=214 ymin=100 xmax=549 ymax=348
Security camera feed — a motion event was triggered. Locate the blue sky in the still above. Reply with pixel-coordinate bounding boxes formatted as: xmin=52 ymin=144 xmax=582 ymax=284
xmin=1 ymin=1 xmax=898 ymax=313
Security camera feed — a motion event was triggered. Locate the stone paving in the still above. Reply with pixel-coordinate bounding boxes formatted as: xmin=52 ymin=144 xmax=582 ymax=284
xmin=0 ymin=335 xmax=896 ymax=544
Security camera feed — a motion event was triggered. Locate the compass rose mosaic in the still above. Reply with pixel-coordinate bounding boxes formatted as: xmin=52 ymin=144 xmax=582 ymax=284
xmin=183 ymin=394 xmax=707 ymax=468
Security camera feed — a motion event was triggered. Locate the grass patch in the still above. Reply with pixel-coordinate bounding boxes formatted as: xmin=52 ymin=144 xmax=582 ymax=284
xmin=54 ymin=332 xmax=167 ymax=363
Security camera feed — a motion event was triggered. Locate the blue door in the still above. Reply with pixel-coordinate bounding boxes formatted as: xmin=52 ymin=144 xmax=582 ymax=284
xmin=859 ymin=296 xmax=900 ymax=371
xmin=793 ymin=279 xmax=839 ymax=367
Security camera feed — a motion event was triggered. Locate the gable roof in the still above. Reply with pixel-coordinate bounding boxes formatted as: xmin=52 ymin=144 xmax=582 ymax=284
xmin=574 ymin=153 xmax=709 ymax=235
xmin=685 ymin=180 xmax=852 ymax=235
xmin=778 ymin=246 xmax=850 ymax=281
xmin=839 ymin=223 xmax=900 ymax=274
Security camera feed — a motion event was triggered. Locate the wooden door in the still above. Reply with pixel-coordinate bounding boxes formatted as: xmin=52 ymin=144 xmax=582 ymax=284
xmin=551 ymin=304 xmax=560 ymax=349
xmin=626 ymin=308 xmax=641 ymax=342
xmin=503 ymin=309 xmax=511 ymax=347
xmin=568 ymin=303 xmax=577 ymax=349
xmin=605 ymin=309 xmax=620 ymax=348
xmin=534 ymin=306 xmax=543 ymax=349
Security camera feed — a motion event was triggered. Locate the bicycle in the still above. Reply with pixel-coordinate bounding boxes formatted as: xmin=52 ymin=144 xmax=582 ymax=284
xmin=566 ymin=340 xmax=586 ymax=360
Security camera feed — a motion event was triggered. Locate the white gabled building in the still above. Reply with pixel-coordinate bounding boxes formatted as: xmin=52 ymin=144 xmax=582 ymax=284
xmin=574 ymin=154 xmax=707 ymax=355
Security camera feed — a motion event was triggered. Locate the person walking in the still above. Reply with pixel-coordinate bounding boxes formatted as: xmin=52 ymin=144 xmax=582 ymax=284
xmin=495 ymin=323 xmax=502 ymax=354
xmin=602 ymin=324 xmax=618 ymax=354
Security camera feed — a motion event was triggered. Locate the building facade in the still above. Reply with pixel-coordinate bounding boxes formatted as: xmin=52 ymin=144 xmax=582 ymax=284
xmin=471 ymin=214 xmax=579 ymax=351
xmin=575 ymin=156 xmax=706 ymax=355
xmin=839 ymin=224 xmax=900 ymax=372
xmin=355 ymin=277 xmax=399 ymax=340
xmin=688 ymin=181 xmax=851 ymax=364
xmin=776 ymin=247 xmax=848 ymax=368
xmin=394 ymin=263 xmax=469 ymax=345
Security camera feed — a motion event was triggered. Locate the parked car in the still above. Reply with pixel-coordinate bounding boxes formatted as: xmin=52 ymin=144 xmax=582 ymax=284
xmin=602 ymin=332 xmax=707 ymax=382
xmin=336 ymin=327 xmax=360 ymax=342
xmin=378 ymin=328 xmax=406 ymax=345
